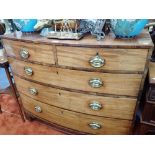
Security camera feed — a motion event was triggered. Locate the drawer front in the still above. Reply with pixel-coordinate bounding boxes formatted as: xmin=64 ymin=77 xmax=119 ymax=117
xmin=57 ymin=46 xmax=148 ymax=72
xmin=9 ymin=58 xmax=142 ymax=96
xmin=137 ymin=123 xmax=155 ymax=135
xmin=14 ymin=76 xmax=137 ymax=120
xmin=142 ymin=103 xmax=155 ymax=124
xmin=3 ymin=39 xmax=55 ymax=64
xmin=21 ymin=94 xmax=132 ymax=134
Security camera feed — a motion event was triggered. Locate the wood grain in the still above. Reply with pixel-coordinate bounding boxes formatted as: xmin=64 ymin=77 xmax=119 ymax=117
xmin=2 ymin=39 xmax=55 ymax=65
xmin=2 ymin=32 xmax=152 ymax=134
xmin=14 ymin=75 xmax=137 ymax=120
xmin=1 ymin=29 xmax=154 ymax=49
xmin=21 ymin=94 xmax=132 ymax=134
xmin=9 ymin=58 xmax=143 ymax=96
xmin=57 ymin=46 xmax=148 ymax=72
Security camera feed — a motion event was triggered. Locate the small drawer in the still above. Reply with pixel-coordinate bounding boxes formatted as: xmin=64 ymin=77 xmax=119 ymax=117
xmin=9 ymin=58 xmax=142 ymax=96
xmin=3 ymin=39 xmax=55 ymax=65
xmin=21 ymin=94 xmax=132 ymax=134
xmin=14 ymin=75 xmax=137 ymax=120
xmin=57 ymin=46 xmax=148 ymax=72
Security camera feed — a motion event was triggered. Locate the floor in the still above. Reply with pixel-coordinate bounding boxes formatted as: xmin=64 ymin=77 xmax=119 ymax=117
xmin=0 ymin=69 xmax=64 ymax=135
xmin=0 ymin=93 xmax=64 ymax=135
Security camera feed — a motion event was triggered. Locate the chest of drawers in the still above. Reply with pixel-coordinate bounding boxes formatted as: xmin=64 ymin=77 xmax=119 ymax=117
xmin=2 ymin=30 xmax=153 ymax=134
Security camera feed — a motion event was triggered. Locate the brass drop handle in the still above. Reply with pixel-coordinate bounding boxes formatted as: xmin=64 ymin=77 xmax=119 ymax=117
xmin=28 ymin=88 xmax=38 ymax=96
xmin=24 ymin=67 xmax=33 ymax=76
xmin=89 ymin=122 xmax=102 ymax=129
xmin=89 ymin=53 xmax=105 ymax=68
xmin=34 ymin=105 xmax=42 ymax=113
xmin=89 ymin=78 xmax=103 ymax=88
xmin=20 ymin=48 xmax=29 ymax=59
xmin=89 ymin=101 xmax=103 ymax=111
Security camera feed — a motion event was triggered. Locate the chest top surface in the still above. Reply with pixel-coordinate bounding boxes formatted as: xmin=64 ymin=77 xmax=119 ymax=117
xmin=2 ymin=30 xmax=154 ymax=49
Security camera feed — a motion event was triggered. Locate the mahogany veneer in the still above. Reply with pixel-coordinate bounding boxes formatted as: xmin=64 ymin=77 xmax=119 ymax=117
xmin=2 ymin=30 xmax=154 ymax=134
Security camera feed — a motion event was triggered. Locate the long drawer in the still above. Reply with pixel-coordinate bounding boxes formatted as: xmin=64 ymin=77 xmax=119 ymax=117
xmin=3 ymin=39 xmax=55 ymax=65
xmin=57 ymin=46 xmax=148 ymax=72
xmin=9 ymin=58 xmax=142 ymax=96
xmin=21 ymin=94 xmax=132 ymax=134
xmin=14 ymin=75 xmax=136 ymax=120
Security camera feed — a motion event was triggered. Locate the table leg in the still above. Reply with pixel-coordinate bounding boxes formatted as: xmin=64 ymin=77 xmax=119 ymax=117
xmin=4 ymin=67 xmax=25 ymax=122
xmin=0 ymin=104 xmax=2 ymax=113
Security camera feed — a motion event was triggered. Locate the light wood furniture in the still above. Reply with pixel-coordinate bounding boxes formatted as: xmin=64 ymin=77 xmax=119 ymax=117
xmin=2 ymin=30 xmax=153 ymax=134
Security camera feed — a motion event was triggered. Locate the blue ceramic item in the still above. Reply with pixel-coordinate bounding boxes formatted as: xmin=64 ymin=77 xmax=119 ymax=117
xmin=13 ymin=19 xmax=37 ymax=32
xmin=110 ymin=19 xmax=148 ymax=38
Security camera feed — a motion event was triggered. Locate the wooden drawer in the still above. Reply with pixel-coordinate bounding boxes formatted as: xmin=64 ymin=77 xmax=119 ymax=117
xmin=142 ymin=103 xmax=155 ymax=124
xmin=21 ymin=94 xmax=132 ymax=134
xmin=57 ymin=46 xmax=148 ymax=72
xmin=9 ymin=58 xmax=142 ymax=96
xmin=3 ymin=39 xmax=55 ymax=65
xmin=136 ymin=122 xmax=155 ymax=135
xmin=14 ymin=75 xmax=136 ymax=120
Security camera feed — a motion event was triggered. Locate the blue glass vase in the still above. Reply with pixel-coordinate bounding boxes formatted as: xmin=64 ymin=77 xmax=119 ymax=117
xmin=110 ymin=19 xmax=148 ymax=38
xmin=13 ymin=19 xmax=37 ymax=32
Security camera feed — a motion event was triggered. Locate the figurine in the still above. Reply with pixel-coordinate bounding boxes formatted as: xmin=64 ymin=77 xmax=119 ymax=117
xmin=34 ymin=19 xmax=53 ymax=31
xmin=79 ymin=19 xmax=106 ymax=40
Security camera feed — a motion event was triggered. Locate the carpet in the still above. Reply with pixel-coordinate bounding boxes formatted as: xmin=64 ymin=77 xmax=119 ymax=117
xmin=0 ymin=93 xmax=64 ymax=135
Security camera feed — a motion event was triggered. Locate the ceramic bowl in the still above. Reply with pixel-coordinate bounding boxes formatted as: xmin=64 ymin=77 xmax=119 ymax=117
xmin=110 ymin=19 xmax=148 ymax=38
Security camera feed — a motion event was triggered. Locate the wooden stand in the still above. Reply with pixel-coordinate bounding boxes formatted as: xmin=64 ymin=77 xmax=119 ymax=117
xmin=0 ymin=60 xmax=25 ymax=122
xmin=135 ymin=62 xmax=155 ymax=134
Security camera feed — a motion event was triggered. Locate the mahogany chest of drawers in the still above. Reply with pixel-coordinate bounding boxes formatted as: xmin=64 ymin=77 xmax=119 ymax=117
xmin=2 ymin=30 xmax=153 ymax=134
